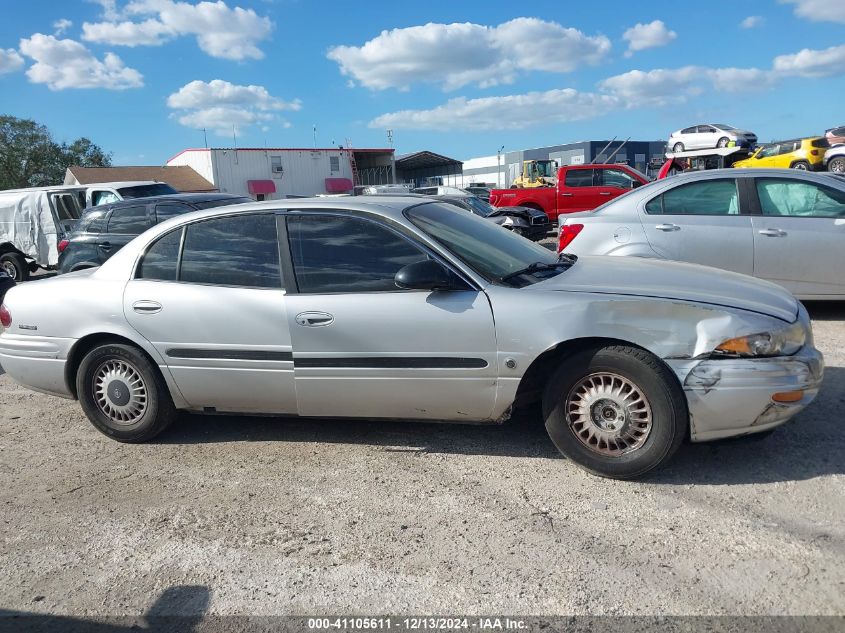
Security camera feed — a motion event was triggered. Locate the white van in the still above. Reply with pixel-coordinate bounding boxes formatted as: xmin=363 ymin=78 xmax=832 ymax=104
xmin=0 ymin=181 xmax=178 ymax=281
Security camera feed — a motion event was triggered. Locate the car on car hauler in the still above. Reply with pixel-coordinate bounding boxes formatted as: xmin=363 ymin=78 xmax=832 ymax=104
xmin=0 ymin=197 xmax=823 ymax=479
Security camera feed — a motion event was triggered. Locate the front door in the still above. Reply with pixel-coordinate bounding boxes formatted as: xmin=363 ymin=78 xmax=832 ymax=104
xmin=282 ymin=212 xmax=498 ymax=420
xmin=124 ymin=212 xmax=297 ymax=413
xmin=751 ymin=176 xmax=845 ymax=296
xmin=640 ymin=177 xmax=754 ymax=274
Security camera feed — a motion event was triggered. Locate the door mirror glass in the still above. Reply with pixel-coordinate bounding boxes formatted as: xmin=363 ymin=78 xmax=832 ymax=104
xmin=395 ymin=259 xmax=460 ymax=291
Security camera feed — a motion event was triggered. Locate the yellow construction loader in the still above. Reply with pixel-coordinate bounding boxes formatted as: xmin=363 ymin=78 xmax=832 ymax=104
xmin=511 ymin=159 xmax=558 ymax=188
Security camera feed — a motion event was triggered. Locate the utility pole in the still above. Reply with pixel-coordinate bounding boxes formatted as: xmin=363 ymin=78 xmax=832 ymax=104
xmin=202 ymin=128 xmax=208 ymax=149
xmin=313 ymin=125 xmax=317 ymax=148
xmin=497 ymin=145 xmax=505 ymax=188
xmin=387 ymin=129 xmax=394 ymax=148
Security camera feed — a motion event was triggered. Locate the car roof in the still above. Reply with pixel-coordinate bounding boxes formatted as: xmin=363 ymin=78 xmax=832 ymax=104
xmin=84 ymin=192 xmax=248 ymax=213
xmin=85 ymin=180 xmax=167 ymax=188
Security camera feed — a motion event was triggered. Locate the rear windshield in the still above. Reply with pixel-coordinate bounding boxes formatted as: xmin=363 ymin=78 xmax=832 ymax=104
xmin=193 ymin=197 xmax=252 ymax=210
xmin=117 ymin=183 xmax=178 ymax=199
xmin=811 ymin=138 xmax=831 ymax=149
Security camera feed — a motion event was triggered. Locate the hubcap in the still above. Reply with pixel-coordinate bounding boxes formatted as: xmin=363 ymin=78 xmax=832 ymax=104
xmin=1 ymin=261 xmax=17 ymax=280
xmin=93 ymin=359 xmax=147 ymax=425
xmin=565 ymin=372 xmax=652 ymax=456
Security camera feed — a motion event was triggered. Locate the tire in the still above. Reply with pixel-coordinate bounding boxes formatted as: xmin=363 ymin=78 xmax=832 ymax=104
xmin=0 ymin=252 xmax=30 ymax=282
xmin=542 ymin=345 xmax=687 ymax=479
xmin=672 ymin=142 xmax=684 ymax=153
xmin=828 ymin=156 xmax=845 ymax=173
xmin=791 ymin=160 xmax=810 ymax=171
xmin=716 ymin=137 xmax=730 ymax=148
xmin=76 ymin=343 xmax=177 ymax=442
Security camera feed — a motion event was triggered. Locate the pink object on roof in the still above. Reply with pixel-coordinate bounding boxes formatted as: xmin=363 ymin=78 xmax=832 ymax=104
xmin=247 ymin=180 xmax=276 ymax=194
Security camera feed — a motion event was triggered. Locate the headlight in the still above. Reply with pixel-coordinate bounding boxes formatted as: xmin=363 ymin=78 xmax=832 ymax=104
xmin=714 ymin=321 xmax=806 ymax=357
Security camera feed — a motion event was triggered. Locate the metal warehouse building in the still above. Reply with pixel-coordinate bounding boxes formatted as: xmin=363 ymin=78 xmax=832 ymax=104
xmin=167 ymin=146 xmax=396 ymax=200
xmin=460 ymin=140 xmax=666 ymax=188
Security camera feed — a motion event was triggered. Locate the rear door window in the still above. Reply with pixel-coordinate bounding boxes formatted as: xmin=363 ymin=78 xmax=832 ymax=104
xmin=180 ymin=214 xmax=281 ymax=288
xmin=106 ymin=205 xmax=151 ymax=235
xmin=645 ymin=179 xmax=740 ymax=215
xmin=564 ymin=169 xmax=594 ymax=188
xmin=756 ymin=178 xmax=845 ymax=217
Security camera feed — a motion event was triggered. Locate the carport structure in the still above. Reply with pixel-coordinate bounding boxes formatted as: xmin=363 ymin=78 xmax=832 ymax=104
xmin=395 ymin=151 xmax=463 ymax=188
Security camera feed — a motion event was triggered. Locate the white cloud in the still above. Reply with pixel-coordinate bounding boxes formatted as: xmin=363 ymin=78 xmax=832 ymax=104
xmin=370 ymin=89 xmax=620 ymax=131
xmin=53 ymin=19 xmax=73 ymax=36
xmin=18 ymin=33 xmax=143 ymax=90
xmin=167 ymin=79 xmax=301 ymax=110
xmin=740 ymin=15 xmax=764 ymax=29
xmin=782 ymin=0 xmax=845 ymax=24
xmin=328 ymin=18 xmax=611 ymax=91
xmin=167 ymin=79 xmax=300 ymax=135
xmin=622 ymin=20 xmax=677 ymax=57
xmin=0 ymin=48 xmax=25 ymax=75
xmin=773 ymin=44 xmax=845 ymax=78
xmin=82 ymin=0 xmax=273 ymax=61
xmin=89 ymin=0 xmax=121 ymax=21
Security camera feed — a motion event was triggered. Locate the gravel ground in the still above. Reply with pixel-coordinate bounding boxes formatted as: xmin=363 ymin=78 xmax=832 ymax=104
xmin=0 ymin=283 xmax=843 ymax=617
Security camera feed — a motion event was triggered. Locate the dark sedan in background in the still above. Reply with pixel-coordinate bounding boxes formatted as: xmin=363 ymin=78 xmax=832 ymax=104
xmin=434 ymin=194 xmax=550 ymax=240
xmin=58 ymin=193 xmax=251 ymax=274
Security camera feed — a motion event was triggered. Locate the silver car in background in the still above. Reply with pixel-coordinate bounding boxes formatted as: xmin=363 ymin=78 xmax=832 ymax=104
xmin=0 ymin=197 xmax=823 ymax=479
xmin=559 ymin=169 xmax=845 ymax=300
xmin=668 ymin=124 xmax=758 ymax=152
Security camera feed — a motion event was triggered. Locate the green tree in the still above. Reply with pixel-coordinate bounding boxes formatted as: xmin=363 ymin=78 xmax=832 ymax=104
xmin=0 ymin=115 xmax=112 ymax=190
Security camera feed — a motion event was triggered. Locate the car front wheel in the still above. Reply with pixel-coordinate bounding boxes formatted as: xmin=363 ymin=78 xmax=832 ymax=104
xmin=716 ymin=137 xmax=730 ymax=148
xmin=76 ymin=343 xmax=177 ymax=442
xmin=828 ymin=157 xmax=845 ymax=173
xmin=542 ymin=345 xmax=687 ymax=479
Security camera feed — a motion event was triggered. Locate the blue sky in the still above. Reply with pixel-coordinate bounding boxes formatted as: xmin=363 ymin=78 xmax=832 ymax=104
xmin=1 ymin=0 xmax=844 ymax=164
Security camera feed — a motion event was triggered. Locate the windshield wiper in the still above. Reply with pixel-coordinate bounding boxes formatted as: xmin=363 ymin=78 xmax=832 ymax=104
xmin=500 ymin=255 xmax=577 ymax=283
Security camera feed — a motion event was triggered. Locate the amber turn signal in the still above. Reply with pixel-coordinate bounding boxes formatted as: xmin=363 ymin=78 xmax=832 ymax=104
xmin=771 ymin=390 xmax=804 ymax=403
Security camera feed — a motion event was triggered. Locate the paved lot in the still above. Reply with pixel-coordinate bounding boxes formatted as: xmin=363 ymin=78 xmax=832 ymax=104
xmin=0 ymin=289 xmax=843 ymax=617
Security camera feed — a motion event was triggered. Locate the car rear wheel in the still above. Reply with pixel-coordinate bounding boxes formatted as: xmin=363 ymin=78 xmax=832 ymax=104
xmin=77 ymin=343 xmax=177 ymax=442
xmin=672 ymin=142 xmax=684 ymax=153
xmin=0 ymin=252 xmax=29 ymax=282
xmin=542 ymin=345 xmax=687 ymax=479
xmin=716 ymin=137 xmax=730 ymax=148
xmin=828 ymin=157 xmax=845 ymax=173
xmin=791 ymin=160 xmax=810 ymax=170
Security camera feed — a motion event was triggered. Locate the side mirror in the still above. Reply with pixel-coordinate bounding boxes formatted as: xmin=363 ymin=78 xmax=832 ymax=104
xmin=395 ymin=259 xmax=462 ymax=291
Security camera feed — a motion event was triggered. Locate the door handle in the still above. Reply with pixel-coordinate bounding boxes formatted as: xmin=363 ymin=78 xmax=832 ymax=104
xmin=655 ymin=223 xmax=681 ymax=232
xmin=560 ymin=193 xmax=574 ymax=197
xmin=599 ymin=191 xmax=612 ymax=196
xmin=132 ymin=300 xmax=162 ymax=314
xmin=758 ymin=228 xmax=787 ymax=237
xmin=98 ymin=242 xmax=112 ymax=252
xmin=295 ymin=311 xmax=334 ymax=327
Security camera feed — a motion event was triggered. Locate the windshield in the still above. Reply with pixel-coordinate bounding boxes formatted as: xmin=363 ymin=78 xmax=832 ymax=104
xmin=714 ymin=124 xmax=737 ymax=131
xmin=406 ymin=202 xmax=558 ymax=284
xmin=118 ymin=183 xmax=178 ymax=199
xmin=460 ymin=196 xmax=495 ymax=217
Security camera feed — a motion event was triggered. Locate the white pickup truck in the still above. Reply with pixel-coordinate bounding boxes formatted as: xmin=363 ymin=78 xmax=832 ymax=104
xmin=0 ymin=181 xmax=177 ymax=281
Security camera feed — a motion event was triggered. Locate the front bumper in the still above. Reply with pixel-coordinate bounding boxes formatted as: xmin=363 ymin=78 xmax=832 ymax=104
xmin=665 ymin=345 xmax=824 ymax=442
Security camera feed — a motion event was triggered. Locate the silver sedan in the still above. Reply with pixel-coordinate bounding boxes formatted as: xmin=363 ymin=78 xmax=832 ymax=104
xmin=559 ymin=169 xmax=845 ymax=300
xmin=0 ymin=197 xmax=823 ymax=479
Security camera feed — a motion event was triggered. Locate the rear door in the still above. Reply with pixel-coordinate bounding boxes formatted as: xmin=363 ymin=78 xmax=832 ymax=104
xmin=640 ymin=177 xmax=754 ymax=274
xmin=750 ymin=176 xmax=845 ymax=296
xmin=100 ymin=204 xmax=152 ymax=263
xmin=124 ymin=212 xmax=296 ymax=413
xmin=559 ymin=168 xmax=601 ymax=214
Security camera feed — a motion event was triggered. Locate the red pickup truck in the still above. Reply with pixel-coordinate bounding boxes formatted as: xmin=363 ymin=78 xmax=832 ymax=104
xmin=489 ymin=164 xmax=648 ymax=222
